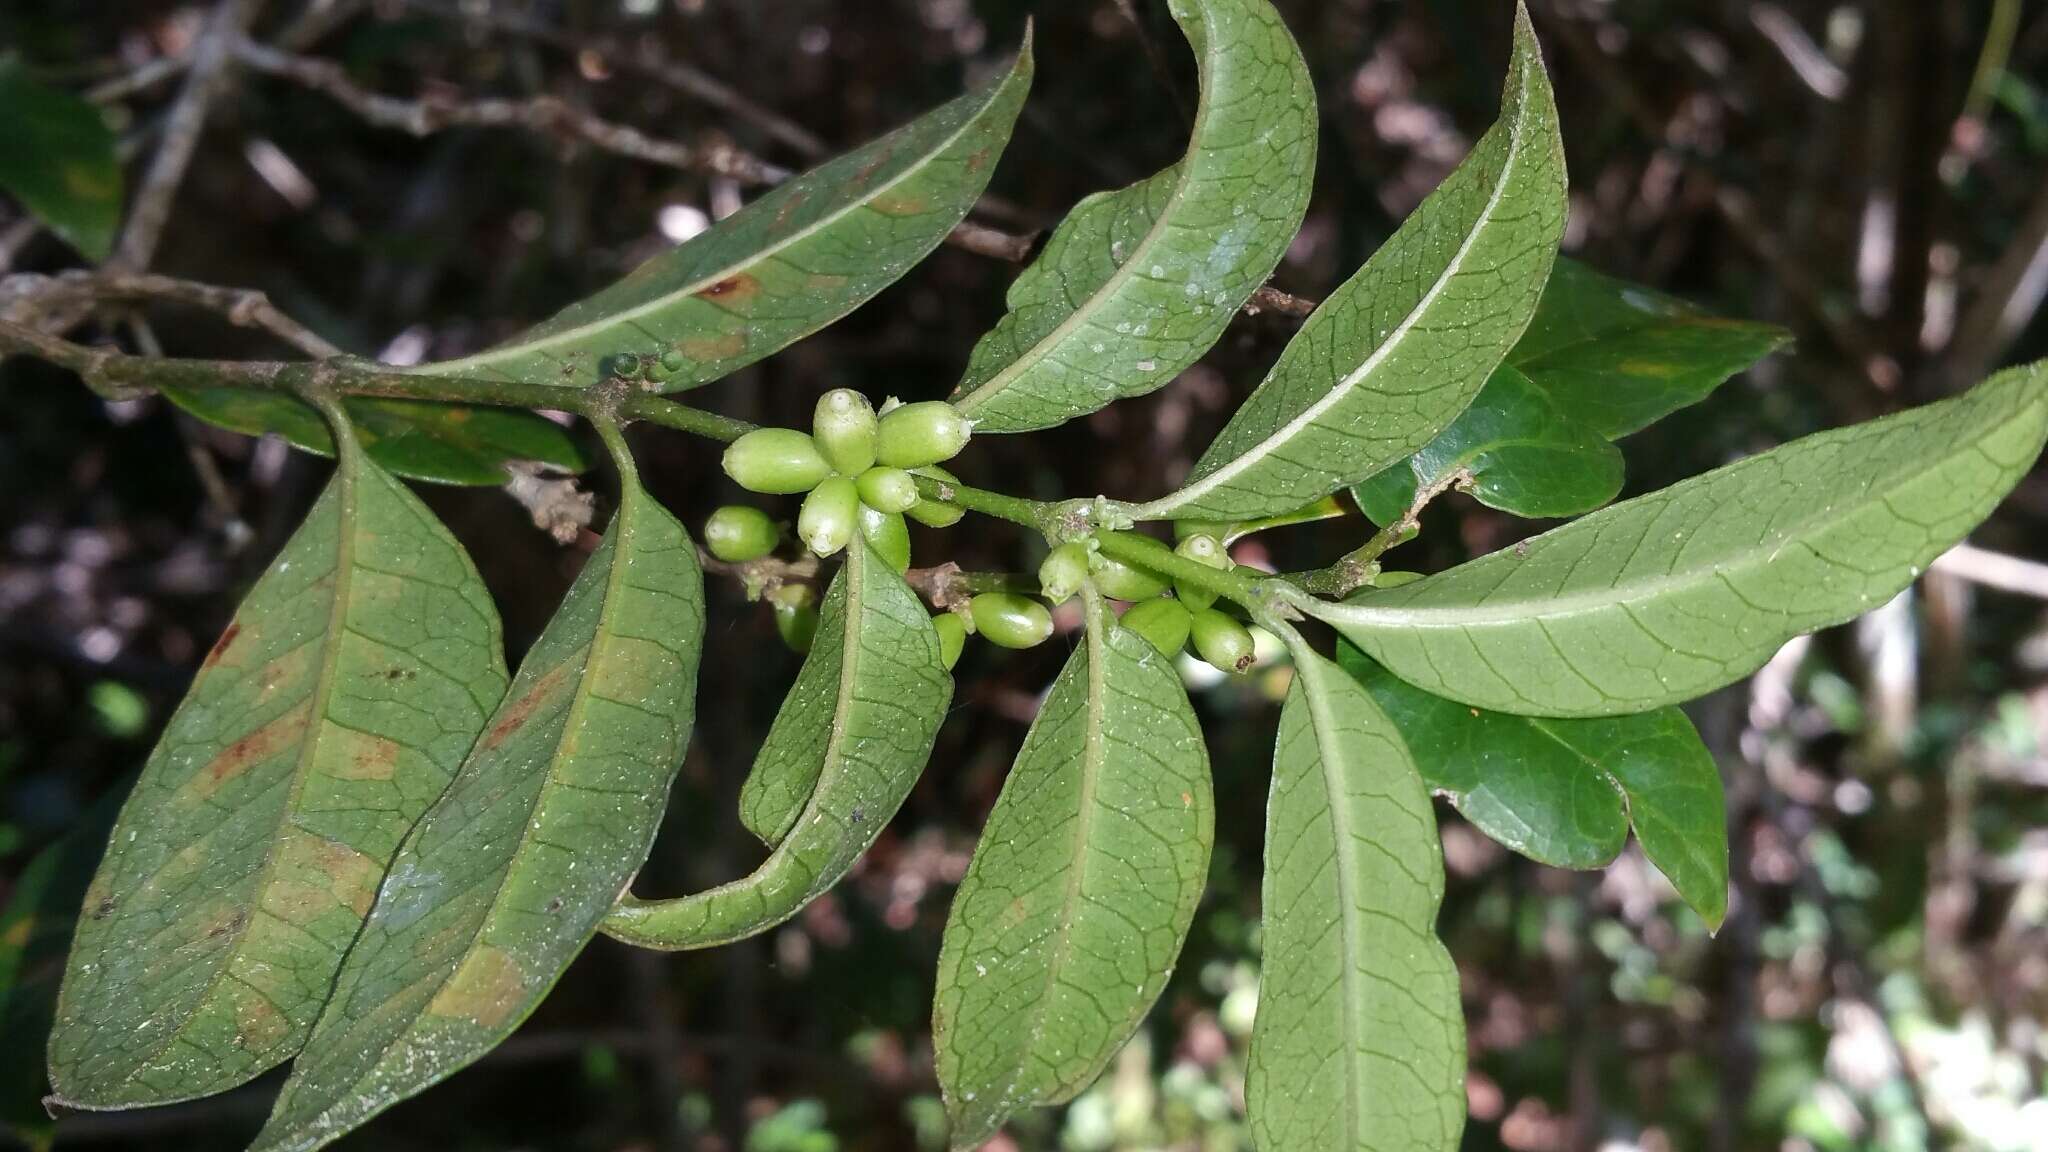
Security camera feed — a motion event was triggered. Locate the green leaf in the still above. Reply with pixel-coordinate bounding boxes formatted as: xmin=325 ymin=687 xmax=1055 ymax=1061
xmin=601 ymin=534 xmax=952 ymax=949
xmin=1140 ymin=2 xmax=1565 ymax=521
xmin=0 ymin=57 xmax=122 ymax=260
xmin=1338 ymin=644 xmax=1726 ymax=926
xmin=1247 ymin=644 xmax=1463 ymax=1152
xmin=933 ymin=592 xmax=1212 ymax=1147
xmin=49 ymin=433 xmax=510 ymax=1108
xmin=948 ymin=0 xmax=1316 ymax=433
xmin=1351 ymin=365 xmax=1623 ymax=525
xmin=1308 ymin=361 xmax=2048 ymax=718
xmin=163 ymin=388 xmax=589 ymax=485
xmin=420 ymin=43 xmax=1032 ymax=392
xmin=248 ymin=436 xmax=704 ymax=1152
xmin=1510 ymin=260 xmax=1793 ymax=439
xmin=1174 ymin=494 xmax=1347 ymax=546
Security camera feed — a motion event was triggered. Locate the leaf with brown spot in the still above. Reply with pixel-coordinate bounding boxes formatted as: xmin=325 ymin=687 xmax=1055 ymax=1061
xmin=49 ymin=424 xmax=510 ymax=1110
xmin=415 ymin=38 xmax=1031 ymax=393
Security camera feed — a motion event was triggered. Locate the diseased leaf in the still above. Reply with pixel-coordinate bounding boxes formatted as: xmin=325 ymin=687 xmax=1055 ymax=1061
xmin=602 ymin=533 xmax=951 ymax=949
xmin=0 ymin=57 xmax=122 ymax=260
xmin=1141 ymin=2 xmax=1565 ymax=521
xmin=248 ymin=436 xmax=703 ymax=1152
xmin=1350 ymin=365 xmax=1623 ymax=524
xmin=933 ymin=592 xmax=1211 ymax=1147
xmin=949 ymin=0 xmax=1316 ymax=433
xmin=1247 ymin=644 xmax=1463 ymax=1152
xmin=1510 ymin=260 xmax=1792 ymax=439
xmin=1309 ymin=361 xmax=2048 ymax=718
xmin=1338 ymin=643 xmax=1727 ymax=926
xmin=420 ymin=44 xmax=1032 ymax=392
xmin=163 ymin=387 xmax=589 ymax=485
xmin=49 ymin=432 xmax=509 ymax=1108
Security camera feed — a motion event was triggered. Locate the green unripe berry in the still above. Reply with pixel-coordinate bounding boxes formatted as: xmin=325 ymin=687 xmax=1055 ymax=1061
xmin=1189 ymin=608 xmax=1256 ymax=675
xmin=813 ymin=388 xmax=879 ymax=475
xmin=724 ymin=428 xmax=831 ymax=494
xmin=1121 ymin=597 xmax=1192 ymax=658
xmin=858 ymin=504 xmax=912 ymax=573
xmin=969 ymin=593 xmax=1053 ymax=650
xmin=1090 ymin=554 xmax=1167 ymax=602
xmin=703 ymin=505 xmax=779 ymax=563
xmin=906 ymin=466 xmax=965 ymax=528
xmin=1173 ymin=533 xmax=1230 ymax=611
xmin=798 ymin=476 xmax=859 ymax=557
xmin=876 ymin=401 xmax=972 ymax=469
xmin=856 ymin=466 xmax=920 ymax=515
xmin=1037 ymin=542 xmax=1091 ymax=605
xmin=769 ymin=585 xmax=819 ymax=653
xmin=932 ymin=612 xmax=967 ymax=670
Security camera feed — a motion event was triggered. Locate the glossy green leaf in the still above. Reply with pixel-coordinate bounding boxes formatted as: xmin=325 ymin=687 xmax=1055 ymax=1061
xmin=421 ymin=43 xmax=1032 ymax=392
xmin=0 ymin=57 xmax=121 ymax=260
xmin=602 ymin=534 xmax=952 ymax=949
xmin=949 ymin=0 xmax=1316 ymax=433
xmin=49 ymin=434 xmax=510 ymax=1108
xmin=933 ymin=593 xmax=1212 ymax=1147
xmin=163 ymin=387 xmax=589 ymax=485
xmin=1350 ymin=365 xmax=1623 ymax=524
xmin=1247 ymin=644 xmax=1463 ymax=1152
xmin=1309 ymin=361 xmax=2048 ymax=718
xmin=1141 ymin=3 xmax=1565 ymax=521
xmin=1510 ymin=260 xmax=1793 ymax=439
xmin=248 ymin=440 xmax=704 ymax=1152
xmin=1339 ymin=643 xmax=1727 ymax=926
xmin=1174 ymin=494 xmax=1347 ymax=546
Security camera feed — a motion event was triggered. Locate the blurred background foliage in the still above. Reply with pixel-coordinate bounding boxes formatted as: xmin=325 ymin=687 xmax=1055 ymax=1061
xmin=3 ymin=0 xmax=2048 ymax=1150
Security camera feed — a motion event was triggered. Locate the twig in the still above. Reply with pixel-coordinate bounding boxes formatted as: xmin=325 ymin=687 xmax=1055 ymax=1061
xmin=1290 ymin=468 xmax=1469 ymax=596
xmin=1942 ymin=179 xmax=2048 ymax=393
xmin=1929 ymin=542 xmax=2048 ymax=600
xmin=3 ymin=270 xmax=341 ymax=356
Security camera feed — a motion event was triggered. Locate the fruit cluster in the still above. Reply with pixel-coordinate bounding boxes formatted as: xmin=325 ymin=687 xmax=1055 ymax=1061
xmin=1039 ymin=533 xmax=1257 ymax=675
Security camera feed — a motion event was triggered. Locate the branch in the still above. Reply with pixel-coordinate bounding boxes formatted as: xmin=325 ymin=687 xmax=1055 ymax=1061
xmin=1290 ymin=468 xmax=1469 ymax=596
xmin=3 ymin=270 xmax=341 ymax=356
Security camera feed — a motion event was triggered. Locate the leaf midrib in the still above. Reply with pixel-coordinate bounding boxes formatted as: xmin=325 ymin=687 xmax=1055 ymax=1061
xmin=1291 ymin=652 xmax=1364 ymax=1149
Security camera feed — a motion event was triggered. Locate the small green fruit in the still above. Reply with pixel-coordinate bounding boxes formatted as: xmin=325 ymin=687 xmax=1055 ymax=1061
xmin=1090 ymin=554 xmax=1167 ymax=602
xmin=770 ymin=585 xmax=819 ymax=653
xmin=970 ymin=593 xmax=1053 ymax=650
xmin=1173 ymin=533 xmax=1230 ymax=611
xmin=798 ymin=476 xmax=859 ymax=556
xmin=856 ymin=466 xmax=921 ymax=514
xmin=1037 ymin=542 xmax=1091 ymax=604
xmin=876 ymin=401 xmax=972 ymax=469
xmin=813 ymin=388 xmax=879 ymax=475
xmin=1190 ymin=608 xmax=1256 ymax=675
xmin=1120 ymin=598 xmax=1192 ymax=657
xmin=703 ymin=505 xmax=778 ymax=563
xmin=932 ymin=612 xmax=967 ymax=670
xmin=906 ymin=466 xmax=965 ymax=528
xmin=723 ymin=428 xmax=831 ymax=494
xmin=858 ymin=504 xmax=912 ymax=573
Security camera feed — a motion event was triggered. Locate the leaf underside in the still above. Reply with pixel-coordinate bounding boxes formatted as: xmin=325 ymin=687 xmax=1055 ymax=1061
xmin=248 ymin=469 xmax=704 ymax=1152
xmin=949 ymin=0 xmax=1317 ymax=433
xmin=419 ymin=42 xmax=1032 ymax=392
xmin=1315 ymin=361 xmax=2048 ymax=718
xmin=602 ymin=534 xmax=951 ymax=950
xmin=933 ymin=598 xmax=1212 ymax=1148
xmin=50 ymin=441 xmax=509 ymax=1108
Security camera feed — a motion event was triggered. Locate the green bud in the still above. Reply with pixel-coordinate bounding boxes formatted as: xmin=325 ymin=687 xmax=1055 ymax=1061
xmin=858 ymin=504 xmax=912 ymax=573
xmin=876 ymin=401 xmax=972 ymax=469
xmin=723 ymin=428 xmax=832 ymax=494
xmin=1090 ymin=554 xmax=1167 ymax=602
xmin=703 ymin=505 xmax=779 ymax=563
xmin=856 ymin=466 xmax=920 ymax=514
xmin=644 ymin=355 xmax=676 ymax=384
xmin=932 ymin=612 xmax=967 ymax=670
xmin=659 ymin=349 xmax=686 ymax=373
xmin=813 ymin=388 xmax=879 ymax=475
xmin=769 ymin=585 xmax=819 ymax=653
xmin=1189 ymin=608 xmax=1256 ymax=675
xmin=798 ymin=476 xmax=859 ymax=557
xmin=1120 ymin=597 xmax=1192 ymax=658
xmin=905 ymin=466 xmax=965 ymax=528
xmin=1037 ymin=542 xmax=1091 ymax=605
xmin=969 ymin=592 xmax=1053 ymax=650
xmin=1172 ymin=533 xmax=1230 ymax=611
